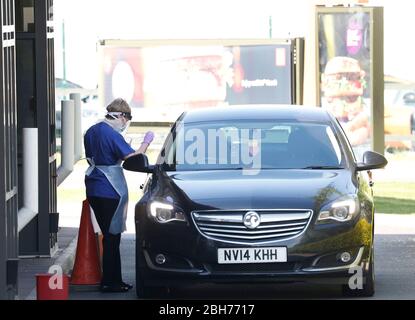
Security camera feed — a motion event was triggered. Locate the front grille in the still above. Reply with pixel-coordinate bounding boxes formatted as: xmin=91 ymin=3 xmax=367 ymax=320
xmin=192 ymin=209 xmax=312 ymax=244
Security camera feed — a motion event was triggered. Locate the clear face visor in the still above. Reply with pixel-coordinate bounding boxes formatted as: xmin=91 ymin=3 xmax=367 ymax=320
xmin=107 ymin=112 xmax=132 ymax=121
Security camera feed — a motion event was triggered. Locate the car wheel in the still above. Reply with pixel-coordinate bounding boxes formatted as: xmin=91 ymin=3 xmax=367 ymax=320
xmin=135 ymin=267 xmax=148 ymax=299
xmin=135 ymin=246 xmax=170 ymax=299
xmin=136 ymin=273 xmax=167 ymax=299
xmin=135 ymin=250 xmax=148 ymax=298
xmin=136 ymin=280 xmax=170 ymax=299
xmin=342 ymin=249 xmax=375 ymax=297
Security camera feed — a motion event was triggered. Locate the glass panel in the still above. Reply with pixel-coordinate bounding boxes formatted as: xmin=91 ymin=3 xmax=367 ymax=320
xmin=317 ymin=9 xmax=372 ymax=162
xmin=48 ymin=0 xmax=54 ymax=21
xmin=15 ymin=0 xmax=34 ymax=32
xmin=165 ymin=120 xmax=345 ymax=171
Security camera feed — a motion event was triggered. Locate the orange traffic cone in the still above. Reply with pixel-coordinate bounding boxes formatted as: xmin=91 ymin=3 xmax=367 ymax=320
xmin=70 ymin=199 xmax=102 ymax=285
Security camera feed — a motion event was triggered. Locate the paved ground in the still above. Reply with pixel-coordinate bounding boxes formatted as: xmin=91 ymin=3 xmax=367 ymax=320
xmin=18 ymin=227 xmax=78 ymax=300
xmin=66 ymin=215 xmax=415 ymax=300
xmin=30 ymin=136 xmax=413 ymax=300
xmin=21 ymin=214 xmax=415 ymax=300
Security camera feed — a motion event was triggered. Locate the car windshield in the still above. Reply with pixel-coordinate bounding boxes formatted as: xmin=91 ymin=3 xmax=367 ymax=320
xmin=160 ymin=120 xmax=345 ymax=171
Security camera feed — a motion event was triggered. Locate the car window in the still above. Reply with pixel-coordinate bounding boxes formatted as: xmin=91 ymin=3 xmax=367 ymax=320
xmin=162 ymin=120 xmax=345 ymax=171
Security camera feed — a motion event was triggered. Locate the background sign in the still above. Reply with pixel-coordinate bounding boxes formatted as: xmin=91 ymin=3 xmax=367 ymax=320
xmin=317 ymin=9 xmax=372 ymax=159
xmin=100 ymin=41 xmax=296 ymax=121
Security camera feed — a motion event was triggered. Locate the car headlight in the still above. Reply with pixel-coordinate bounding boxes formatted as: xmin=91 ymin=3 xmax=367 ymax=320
xmin=317 ymin=195 xmax=360 ymax=222
xmin=148 ymin=201 xmax=186 ymax=223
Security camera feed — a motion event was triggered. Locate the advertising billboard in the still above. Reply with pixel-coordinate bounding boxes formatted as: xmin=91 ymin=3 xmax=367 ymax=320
xmin=316 ymin=6 xmax=384 ymax=158
xmin=225 ymin=45 xmax=292 ymax=105
xmin=99 ymin=40 xmax=302 ymax=122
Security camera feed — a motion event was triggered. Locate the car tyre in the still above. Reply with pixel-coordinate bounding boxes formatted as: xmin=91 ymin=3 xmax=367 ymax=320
xmin=136 ymin=280 xmax=167 ymax=299
xmin=135 ymin=246 xmax=170 ymax=299
xmin=136 ymin=265 xmax=169 ymax=298
xmin=135 ymin=255 xmax=149 ymax=298
xmin=342 ymin=249 xmax=375 ymax=297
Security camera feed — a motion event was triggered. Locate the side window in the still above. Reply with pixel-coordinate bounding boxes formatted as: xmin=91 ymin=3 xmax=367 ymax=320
xmin=157 ymin=126 xmax=176 ymax=165
xmin=166 ymin=141 xmax=175 ymax=165
xmin=335 ymin=118 xmax=356 ymax=163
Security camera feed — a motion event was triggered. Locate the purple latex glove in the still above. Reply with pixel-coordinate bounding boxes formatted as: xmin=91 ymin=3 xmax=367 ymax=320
xmin=143 ymin=131 xmax=155 ymax=145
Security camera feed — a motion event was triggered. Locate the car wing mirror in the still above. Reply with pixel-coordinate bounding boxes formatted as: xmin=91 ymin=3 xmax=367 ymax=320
xmin=123 ymin=153 xmax=154 ymax=173
xmin=356 ymin=151 xmax=388 ymax=171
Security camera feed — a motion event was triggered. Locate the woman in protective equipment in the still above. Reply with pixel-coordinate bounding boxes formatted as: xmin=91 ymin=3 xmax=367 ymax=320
xmin=84 ymin=98 xmax=155 ymax=293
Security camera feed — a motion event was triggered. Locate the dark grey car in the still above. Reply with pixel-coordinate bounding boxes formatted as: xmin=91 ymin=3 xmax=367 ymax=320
xmin=124 ymin=105 xmax=388 ymax=298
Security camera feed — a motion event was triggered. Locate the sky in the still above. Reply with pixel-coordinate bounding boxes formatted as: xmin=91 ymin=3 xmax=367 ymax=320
xmin=53 ymin=0 xmax=415 ymax=89
xmin=53 ymin=0 xmax=309 ymax=89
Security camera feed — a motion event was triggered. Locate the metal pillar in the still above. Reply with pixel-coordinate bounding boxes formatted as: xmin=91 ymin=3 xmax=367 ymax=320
xmin=57 ymin=100 xmax=75 ymax=186
xmin=0 ymin=0 xmax=19 ymax=299
xmin=17 ymin=129 xmax=39 ymax=233
xmin=70 ymin=93 xmax=82 ymax=161
xmin=17 ymin=0 xmax=57 ymax=256
xmin=35 ymin=0 xmax=58 ymax=255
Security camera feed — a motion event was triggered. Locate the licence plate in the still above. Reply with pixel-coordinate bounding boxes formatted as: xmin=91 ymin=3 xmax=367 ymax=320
xmin=217 ymin=247 xmax=287 ymax=264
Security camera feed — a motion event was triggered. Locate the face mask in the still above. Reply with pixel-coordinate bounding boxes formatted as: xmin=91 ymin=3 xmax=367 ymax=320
xmin=104 ymin=117 xmax=127 ymax=133
xmin=119 ymin=120 xmax=130 ymax=135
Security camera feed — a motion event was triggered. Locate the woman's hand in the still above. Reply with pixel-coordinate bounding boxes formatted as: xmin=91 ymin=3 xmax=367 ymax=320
xmin=124 ymin=131 xmax=156 ymax=159
xmin=143 ymin=131 xmax=155 ymax=145
xmin=135 ymin=131 xmax=155 ymax=154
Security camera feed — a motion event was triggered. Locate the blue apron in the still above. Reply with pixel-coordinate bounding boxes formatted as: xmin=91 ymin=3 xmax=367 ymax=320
xmin=86 ymin=158 xmax=129 ymax=235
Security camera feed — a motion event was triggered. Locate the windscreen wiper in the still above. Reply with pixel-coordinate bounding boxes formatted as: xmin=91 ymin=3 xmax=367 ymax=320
xmin=204 ymin=167 xmax=246 ymax=171
xmin=301 ymin=165 xmax=344 ymax=170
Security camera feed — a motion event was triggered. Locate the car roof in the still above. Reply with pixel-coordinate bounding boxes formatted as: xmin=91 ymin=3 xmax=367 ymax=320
xmin=181 ymin=105 xmax=331 ymax=123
